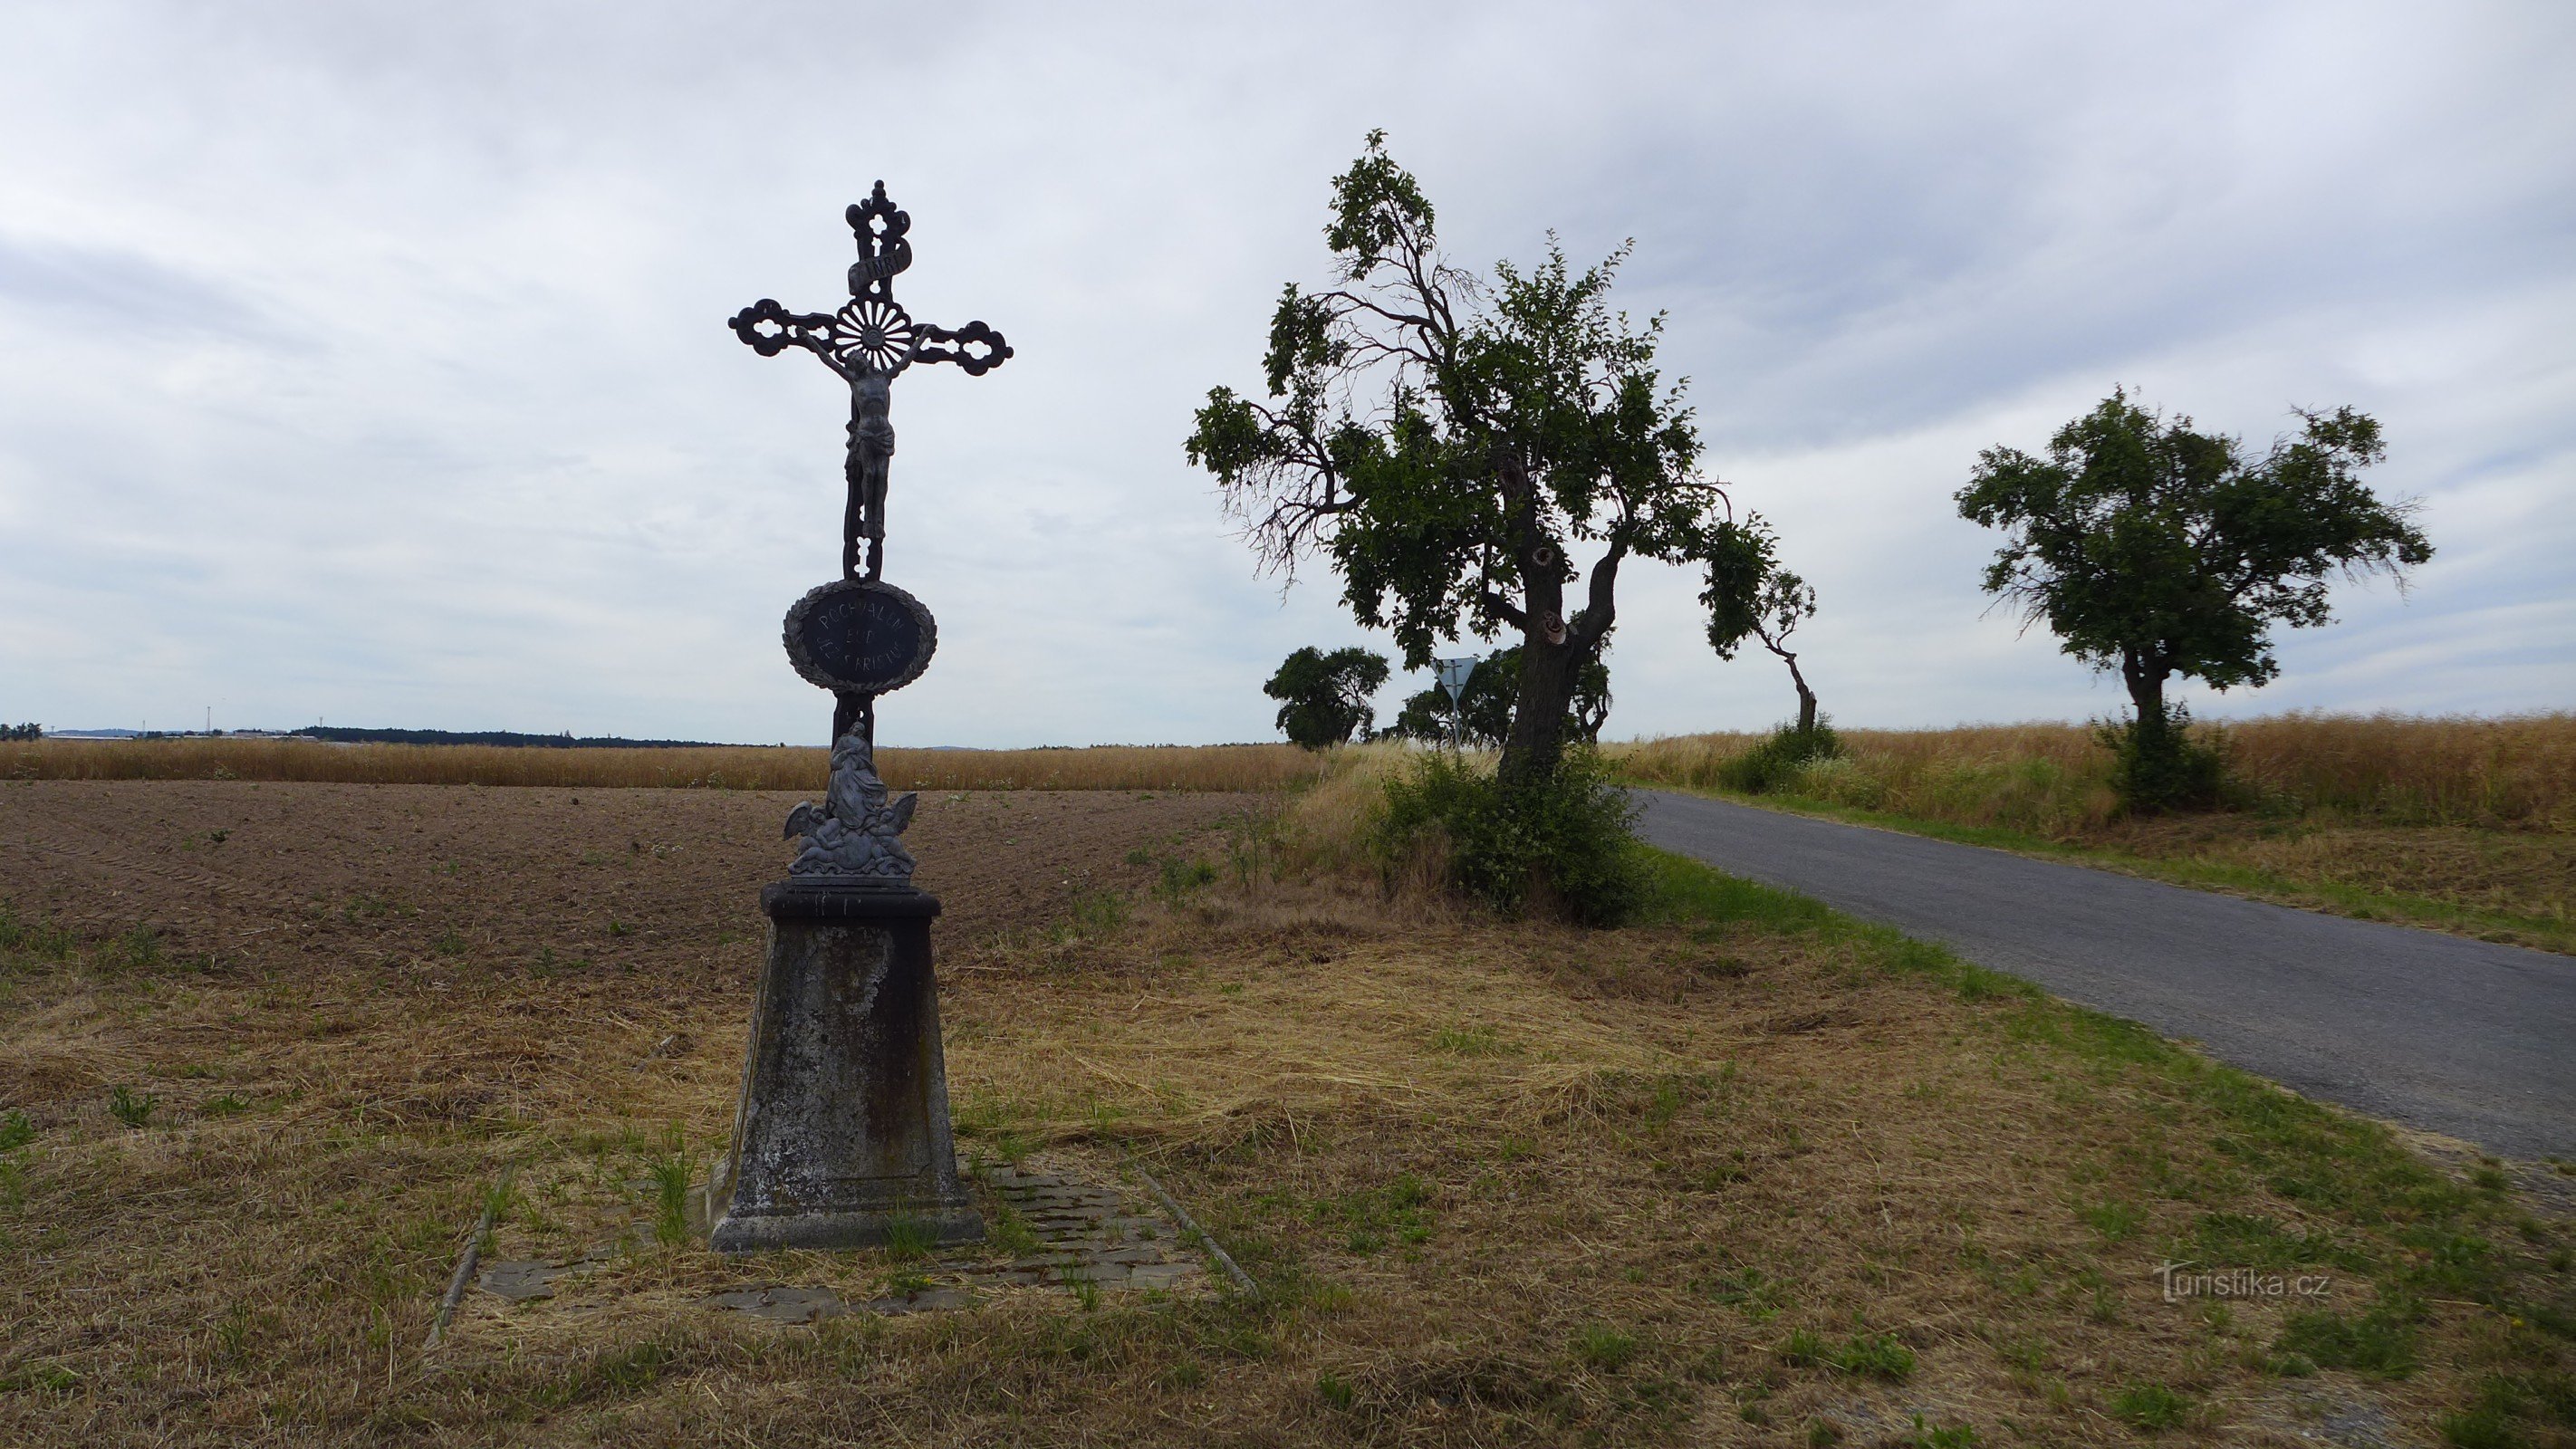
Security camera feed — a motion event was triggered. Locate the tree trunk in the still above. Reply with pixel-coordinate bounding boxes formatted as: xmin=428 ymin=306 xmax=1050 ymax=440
xmin=1501 ymin=633 xmax=1576 ymax=787
xmin=1497 ymin=533 xmax=1572 ymax=789
xmin=2120 ymin=649 xmax=2167 ymax=730
xmin=1784 ymin=651 xmax=1817 ymax=734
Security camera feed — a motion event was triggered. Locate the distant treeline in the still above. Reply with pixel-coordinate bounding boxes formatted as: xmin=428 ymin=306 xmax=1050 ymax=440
xmin=293 ymin=726 xmax=762 ymax=750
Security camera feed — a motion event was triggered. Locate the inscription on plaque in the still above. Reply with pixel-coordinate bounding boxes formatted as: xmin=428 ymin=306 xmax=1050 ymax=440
xmin=783 ymin=579 xmax=938 ymax=695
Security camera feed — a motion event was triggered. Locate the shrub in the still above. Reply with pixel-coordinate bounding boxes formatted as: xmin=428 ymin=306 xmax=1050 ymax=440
xmin=2098 ymin=707 xmax=2228 ymax=814
xmin=1376 ymin=748 xmax=1648 ymax=924
xmin=1720 ymin=721 xmax=1841 ymax=794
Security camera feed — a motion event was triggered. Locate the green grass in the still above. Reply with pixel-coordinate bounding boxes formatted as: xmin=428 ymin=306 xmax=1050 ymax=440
xmin=1308 ymin=1172 xmax=1434 ymax=1256
xmin=1781 ymin=1329 xmax=1916 ymax=1380
xmin=1636 ymin=784 xmax=2575 ymax=955
xmin=108 ymin=1086 xmax=158 ymax=1129
xmin=2276 ymin=1299 xmax=2423 ymax=1377
xmin=2112 ymin=1381 xmax=2191 ymax=1430
xmin=0 ymin=903 xmax=77 ymax=963
xmin=986 ymin=1204 xmax=1042 ymax=1257
xmin=879 ymin=1216 xmax=939 ymax=1262
xmin=1898 ymin=1414 xmax=1979 ymax=1448
xmin=1572 ymin=1324 xmax=1640 ymax=1372
xmin=1429 ymin=1023 xmax=1509 ymax=1057
xmin=645 ymin=1146 xmax=692 ymax=1247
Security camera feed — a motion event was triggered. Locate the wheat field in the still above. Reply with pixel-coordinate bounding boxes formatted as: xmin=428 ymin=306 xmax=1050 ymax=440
xmin=1 ymin=737 xmax=1330 ymax=793
xmin=12 ymin=714 xmax=2571 ymax=830
xmin=1607 ymin=711 xmax=2576 ymax=832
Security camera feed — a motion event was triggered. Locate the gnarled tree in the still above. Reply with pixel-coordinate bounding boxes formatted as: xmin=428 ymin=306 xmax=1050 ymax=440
xmin=1701 ymin=518 xmax=1821 ymax=732
xmin=1187 ymin=132 xmax=1737 ymax=788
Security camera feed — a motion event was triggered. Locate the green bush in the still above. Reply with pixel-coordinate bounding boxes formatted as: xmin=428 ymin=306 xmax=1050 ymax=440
xmin=1376 ymin=748 xmax=1648 ymax=925
xmin=1721 ymin=721 xmax=1842 ymax=794
xmin=2098 ymin=707 xmax=2228 ymax=814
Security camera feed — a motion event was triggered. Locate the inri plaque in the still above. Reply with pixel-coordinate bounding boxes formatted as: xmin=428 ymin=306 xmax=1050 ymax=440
xmin=782 ymin=579 xmax=937 ymax=696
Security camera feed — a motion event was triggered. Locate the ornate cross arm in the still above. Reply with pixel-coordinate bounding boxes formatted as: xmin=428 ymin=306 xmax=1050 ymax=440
xmin=912 ymin=321 xmax=1012 ymax=375
xmin=730 ymin=299 xmax=854 ymax=380
xmin=730 ymin=299 xmax=1010 ymax=381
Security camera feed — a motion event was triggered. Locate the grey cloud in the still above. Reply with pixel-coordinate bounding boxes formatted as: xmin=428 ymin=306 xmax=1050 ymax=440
xmin=0 ymin=2 xmax=2567 ymax=744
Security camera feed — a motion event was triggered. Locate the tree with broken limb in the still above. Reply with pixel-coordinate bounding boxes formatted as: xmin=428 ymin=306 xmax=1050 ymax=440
xmin=1700 ymin=516 xmax=1821 ymax=733
xmin=1186 ymin=130 xmax=1746 ymax=794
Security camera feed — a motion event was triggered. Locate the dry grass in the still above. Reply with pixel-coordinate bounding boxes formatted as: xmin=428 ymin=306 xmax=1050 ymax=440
xmin=3 ymin=782 xmax=2569 ymax=1445
xmin=1610 ymin=711 xmax=2576 ymax=833
xmin=3 ymin=736 xmax=1331 ymax=792
xmin=1610 ymin=713 xmax=2576 ymax=948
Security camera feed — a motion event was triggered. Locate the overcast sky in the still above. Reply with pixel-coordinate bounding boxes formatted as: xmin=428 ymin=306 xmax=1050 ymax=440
xmin=2 ymin=2 xmax=2569 ymax=746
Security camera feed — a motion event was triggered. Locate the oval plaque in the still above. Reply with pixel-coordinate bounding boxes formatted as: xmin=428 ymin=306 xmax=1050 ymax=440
xmin=782 ymin=579 xmax=937 ymax=695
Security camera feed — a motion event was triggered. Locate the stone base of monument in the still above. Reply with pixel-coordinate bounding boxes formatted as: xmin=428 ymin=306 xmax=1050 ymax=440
xmin=706 ymin=879 xmax=983 ymax=1253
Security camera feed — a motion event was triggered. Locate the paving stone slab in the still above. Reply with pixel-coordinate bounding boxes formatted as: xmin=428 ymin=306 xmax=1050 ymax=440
xmin=478 ymin=1253 xmax=611 ymax=1304
xmin=676 ymin=1152 xmax=1225 ymax=1326
xmin=705 ymin=1286 xmax=848 ymax=1323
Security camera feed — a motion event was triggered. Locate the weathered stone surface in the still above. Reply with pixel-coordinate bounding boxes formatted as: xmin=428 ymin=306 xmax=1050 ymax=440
xmin=706 ymin=885 xmax=980 ymax=1252
xmin=477 ymin=1252 xmax=610 ymax=1303
xmin=706 ymin=1285 xmax=849 ymax=1322
xmin=1128 ymin=1262 xmax=1197 ymax=1290
xmin=690 ymin=1156 xmax=1217 ymax=1325
xmin=479 ymin=1261 xmax=562 ymax=1303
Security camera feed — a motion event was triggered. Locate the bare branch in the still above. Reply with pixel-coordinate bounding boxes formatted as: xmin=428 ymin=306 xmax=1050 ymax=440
xmin=1479 ymin=590 xmax=1531 ymax=631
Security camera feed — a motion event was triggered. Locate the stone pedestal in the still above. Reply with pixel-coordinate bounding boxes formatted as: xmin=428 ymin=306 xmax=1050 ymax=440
xmin=706 ymin=881 xmax=982 ymax=1252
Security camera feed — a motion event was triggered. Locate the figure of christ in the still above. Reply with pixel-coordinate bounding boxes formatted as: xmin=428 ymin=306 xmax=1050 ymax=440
xmin=844 ymin=371 xmax=896 ymax=578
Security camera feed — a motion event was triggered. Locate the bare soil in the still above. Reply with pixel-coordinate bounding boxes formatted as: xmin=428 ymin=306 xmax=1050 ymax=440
xmin=0 ymin=779 xmax=1251 ymax=976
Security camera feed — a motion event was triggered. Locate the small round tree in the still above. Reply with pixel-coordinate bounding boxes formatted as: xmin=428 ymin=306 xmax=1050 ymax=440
xmin=1956 ymin=389 xmax=2431 ymax=810
xmin=1264 ymin=646 xmax=1389 ymax=750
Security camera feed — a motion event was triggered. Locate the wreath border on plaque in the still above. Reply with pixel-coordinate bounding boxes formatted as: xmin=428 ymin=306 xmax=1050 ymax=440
xmin=781 ymin=579 xmax=939 ymax=695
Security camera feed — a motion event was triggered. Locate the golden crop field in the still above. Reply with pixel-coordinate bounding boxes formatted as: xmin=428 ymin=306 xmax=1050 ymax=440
xmin=2 ymin=737 xmax=1331 ymax=794
xmin=1608 ymin=711 xmax=2576 ymax=833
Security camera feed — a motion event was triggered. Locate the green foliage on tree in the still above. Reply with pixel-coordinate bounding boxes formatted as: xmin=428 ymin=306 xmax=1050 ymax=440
xmin=0 ymin=724 xmax=42 ymax=742
xmin=1264 ymin=646 xmax=1390 ymax=750
xmin=1956 ymin=389 xmax=2431 ymax=811
xmin=1186 ymin=131 xmax=1750 ymax=791
xmin=1700 ymin=517 xmax=1821 ymax=732
xmin=1384 ymin=647 xmax=1610 ymax=747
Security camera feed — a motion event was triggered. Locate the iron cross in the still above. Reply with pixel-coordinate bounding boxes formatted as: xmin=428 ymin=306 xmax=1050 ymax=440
xmin=729 ymin=182 xmax=1012 ymax=581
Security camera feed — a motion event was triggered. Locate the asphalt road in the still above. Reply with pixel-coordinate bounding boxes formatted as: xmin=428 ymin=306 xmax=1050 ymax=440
xmin=1633 ymin=791 xmax=2575 ymax=1161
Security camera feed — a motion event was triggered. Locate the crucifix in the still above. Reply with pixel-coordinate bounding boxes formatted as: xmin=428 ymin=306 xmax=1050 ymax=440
xmin=706 ymin=184 xmax=1007 ymax=1254
xmin=729 ymin=181 xmax=1012 ymax=745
